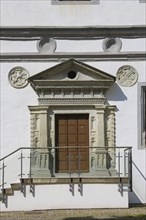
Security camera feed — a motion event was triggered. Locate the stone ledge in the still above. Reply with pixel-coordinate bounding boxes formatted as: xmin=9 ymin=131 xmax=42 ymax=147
xmin=21 ymin=177 xmax=129 ymax=185
xmin=1 ymin=52 xmax=145 ymax=62
xmin=0 ymin=26 xmax=145 ymax=39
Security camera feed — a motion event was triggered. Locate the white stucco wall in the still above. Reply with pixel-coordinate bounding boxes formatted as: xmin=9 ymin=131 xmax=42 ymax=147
xmin=1 ymin=38 xmax=146 ymax=53
xmin=0 ymin=60 xmax=146 ymax=204
xmin=1 ymin=0 xmax=146 ymax=26
xmin=0 ymin=0 xmax=146 ymax=210
xmin=0 ymin=184 xmax=129 ymax=211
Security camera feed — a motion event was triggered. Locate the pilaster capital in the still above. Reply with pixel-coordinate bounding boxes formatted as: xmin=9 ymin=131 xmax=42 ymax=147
xmin=95 ymin=104 xmax=106 ymax=114
xmin=106 ymin=105 xmax=116 ymax=111
xmin=28 ymin=105 xmax=49 ymax=114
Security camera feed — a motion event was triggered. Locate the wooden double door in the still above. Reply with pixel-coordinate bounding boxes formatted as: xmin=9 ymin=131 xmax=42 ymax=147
xmin=55 ymin=114 xmax=89 ymax=173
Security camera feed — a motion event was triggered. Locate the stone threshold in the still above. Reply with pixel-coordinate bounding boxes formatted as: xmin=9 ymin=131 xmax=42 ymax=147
xmin=0 ymin=177 xmax=129 ymax=200
xmin=21 ymin=177 xmax=129 ymax=185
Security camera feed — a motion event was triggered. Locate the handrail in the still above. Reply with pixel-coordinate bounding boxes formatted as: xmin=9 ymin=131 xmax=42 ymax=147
xmin=0 ymin=147 xmax=22 ymax=161
xmin=0 ymin=146 xmax=132 ymax=162
xmin=0 ymin=145 xmax=133 ymax=207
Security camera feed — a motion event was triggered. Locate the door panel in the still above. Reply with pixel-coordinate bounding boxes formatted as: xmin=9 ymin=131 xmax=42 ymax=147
xmin=55 ymin=114 xmax=89 ymax=173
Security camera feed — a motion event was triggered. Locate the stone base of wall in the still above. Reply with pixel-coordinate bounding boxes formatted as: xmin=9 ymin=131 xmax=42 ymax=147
xmin=1 ymin=184 xmax=129 ymax=211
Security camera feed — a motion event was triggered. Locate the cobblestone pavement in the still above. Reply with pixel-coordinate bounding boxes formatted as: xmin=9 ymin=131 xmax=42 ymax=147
xmin=0 ymin=206 xmax=146 ymax=220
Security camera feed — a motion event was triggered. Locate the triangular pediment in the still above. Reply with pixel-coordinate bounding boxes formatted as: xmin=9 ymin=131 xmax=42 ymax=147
xmin=28 ymin=59 xmax=115 ymax=82
xmin=28 ymin=59 xmax=116 ymax=105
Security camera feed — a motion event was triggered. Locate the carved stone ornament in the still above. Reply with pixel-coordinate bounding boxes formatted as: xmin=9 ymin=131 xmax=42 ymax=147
xmin=37 ymin=38 xmax=56 ymax=54
xmin=8 ymin=66 xmax=30 ymax=88
xmin=102 ymin=38 xmax=122 ymax=53
xmin=116 ymin=65 xmax=139 ymax=87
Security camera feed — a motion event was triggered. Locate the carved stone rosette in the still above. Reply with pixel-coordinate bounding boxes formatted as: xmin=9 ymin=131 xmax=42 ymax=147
xmin=116 ymin=65 xmax=138 ymax=87
xmin=8 ymin=66 xmax=29 ymax=88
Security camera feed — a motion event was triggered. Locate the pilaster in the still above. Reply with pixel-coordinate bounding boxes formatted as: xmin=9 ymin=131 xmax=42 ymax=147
xmin=28 ymin=105 xmax=51 ymax=177
xmin=95 ymin=105 xmax=106 ymax=146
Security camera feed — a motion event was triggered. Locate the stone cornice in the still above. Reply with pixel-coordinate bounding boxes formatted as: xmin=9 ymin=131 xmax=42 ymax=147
xmin=32 ymin=81 xmax=114 ymax=89
xmin=0 ymin=52 xmax=145 ymax=62
xmin=28 ymin=106 xmax=49 ymax=111
xmin=0 ymin=26 xmax=146 ymax=39
xmin=38 ymin=98 xmax=105 ymax=105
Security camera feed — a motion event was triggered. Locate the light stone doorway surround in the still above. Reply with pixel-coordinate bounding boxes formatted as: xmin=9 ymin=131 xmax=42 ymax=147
xmin=28 ymin=59 xmax=116 ymax=177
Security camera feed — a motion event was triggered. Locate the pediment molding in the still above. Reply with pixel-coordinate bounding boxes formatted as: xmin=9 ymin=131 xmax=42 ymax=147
xmin=29 ymin=59 xmax=115 ymax=92
xmin=28 ymin=59 xmax=115 ymax=105
xmin=29 ymin=59 xmax=115 ymax=82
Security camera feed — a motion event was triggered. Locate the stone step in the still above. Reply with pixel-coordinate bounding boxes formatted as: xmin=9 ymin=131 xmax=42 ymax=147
xmin=3 ymin=188 xmax=13 ymax=196
xmin=0 ymin=176 xmax=129 ymax=202
xmin=11 ymin=183 xmax=21 ymax=190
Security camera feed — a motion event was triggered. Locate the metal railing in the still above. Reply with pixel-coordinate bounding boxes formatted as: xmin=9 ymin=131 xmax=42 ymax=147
xmin=0 ymin=146 xmax=132 ymax=205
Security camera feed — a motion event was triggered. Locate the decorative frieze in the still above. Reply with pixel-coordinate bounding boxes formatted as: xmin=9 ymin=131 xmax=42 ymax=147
xmin=38 ymin=98 xmax=106 ymax=105
xmin=38 ymin=87 xmax=107 ymax=104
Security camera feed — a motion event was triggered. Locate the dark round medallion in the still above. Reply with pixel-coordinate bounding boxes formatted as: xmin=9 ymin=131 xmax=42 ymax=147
xmin=68 ymin=71 xmax=77 ymax=79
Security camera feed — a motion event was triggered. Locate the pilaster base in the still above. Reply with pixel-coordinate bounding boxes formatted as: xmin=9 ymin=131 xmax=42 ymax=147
xmin=32 ymin=169 xmax=52 ymax=178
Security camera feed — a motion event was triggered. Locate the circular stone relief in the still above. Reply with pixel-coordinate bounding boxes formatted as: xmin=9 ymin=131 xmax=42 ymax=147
xmin=37 ymin=38 xmax=56 ymax=54
xmin=116 ymin=65 xmax=139 ymax=87
xmin=8 ymin=67 xmax=30 ymax=89
xmin=102 ymin=38 xmax=122 ymax=53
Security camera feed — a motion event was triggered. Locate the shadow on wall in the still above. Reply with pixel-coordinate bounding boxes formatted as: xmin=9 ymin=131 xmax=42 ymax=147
xmin=132 ymin=161 xmax=146 ymax=182
xmin=106 ymin=83 xmax=127 ymax=102
xmin=129 ymin=190 xmax=143 ymax=204
xmin=63 ymin=216 xmax=146 ymax=220
xmin=129 ymin=161 xmax=146 ymax=204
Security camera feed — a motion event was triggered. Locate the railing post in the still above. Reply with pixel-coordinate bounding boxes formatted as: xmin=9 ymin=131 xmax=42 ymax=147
xmin=28 ymin=152 xmax=35 ymax=197
xmin=124 ymin=150 xmax=127 ymax=176
xmin=18 ymin=150 xmax=26 ymax=197
xmin=77 ymin=147 xmax=83 ymax=195
xmin=117 ymin=148 xmax=123 ymax=196
xmin=0 ymin=160 xmax=7 ymax=207
xmin=128 ymin=148 xmax=133 ymax=192
xmin=67 ymin=149 xmax=74 ymax=195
